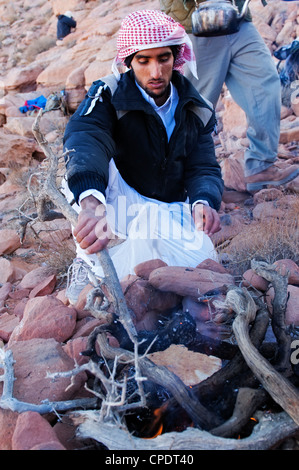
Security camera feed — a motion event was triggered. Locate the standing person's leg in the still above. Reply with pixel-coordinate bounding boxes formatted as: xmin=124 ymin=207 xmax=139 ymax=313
xmin=225 ymin=22 xmax=280 ymax=176
xmin=225 ymin=22 xmax=299 ymax=190
xmin=185 ymin=34 xmax=230 ymax=106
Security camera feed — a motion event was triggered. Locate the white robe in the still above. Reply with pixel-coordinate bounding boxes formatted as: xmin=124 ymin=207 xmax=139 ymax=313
xmin=63 ymin=160 xmax=218 ymax=280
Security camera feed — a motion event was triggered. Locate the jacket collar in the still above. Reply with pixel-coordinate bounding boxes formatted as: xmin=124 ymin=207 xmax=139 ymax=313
xmin=111 ymin=70 xmax=212 ymax=113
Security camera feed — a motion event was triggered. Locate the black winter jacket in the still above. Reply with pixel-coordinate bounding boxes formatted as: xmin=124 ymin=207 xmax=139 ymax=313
xmin=57 ymin=15 xmax=76 ymax=40
xmin=63 ymin=70 xmax=224 ymax=210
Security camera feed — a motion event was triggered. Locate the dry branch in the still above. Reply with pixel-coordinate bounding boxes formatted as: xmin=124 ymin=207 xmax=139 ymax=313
xmin=227 ymin=286 xmax=299 ymax=426
xmin=251 ymin=259 xmax=292 ymax=371
xmin=93 ymin=326 xmax=221 ymax=430
xmin=30 ymin=113 xmax=299 ymax=448
xmin=31 ymin=110 xmax=137 ymax=345
xmin=0 ymin=349 xmax=97 ymax=414
xmin=72 ymin=409 xmax=298 ymax=450
xmin=210 ymin=387 xmax=268 ymax=438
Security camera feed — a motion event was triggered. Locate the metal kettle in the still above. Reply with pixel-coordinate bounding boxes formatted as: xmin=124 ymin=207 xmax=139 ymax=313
xmin=192 ymin=0 xmax=251 ymax=37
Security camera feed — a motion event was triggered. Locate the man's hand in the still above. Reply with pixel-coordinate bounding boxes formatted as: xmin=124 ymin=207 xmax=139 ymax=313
xmin=192 ymin=203 xmax=221 ymax=237
xmin=73 ymin=195 xmax=113 ymax=254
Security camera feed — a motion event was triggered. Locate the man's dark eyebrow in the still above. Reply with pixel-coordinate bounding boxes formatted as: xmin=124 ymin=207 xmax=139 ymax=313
xmin=135 ymin=51 xmax=172 ymax=59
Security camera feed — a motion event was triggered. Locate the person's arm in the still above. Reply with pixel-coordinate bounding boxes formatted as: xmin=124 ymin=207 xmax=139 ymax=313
xmin=63 ymin=81 xmax=117 ymax=205
xmin=192 ymin=202 xmax=221 ymax=236
xmin=64 ymin=16 xmax=77 ymax=28
xmin=185 ymin=114 xmax=224 ymax=216
xmin=73 ymin=195 xmax=112 ymax=254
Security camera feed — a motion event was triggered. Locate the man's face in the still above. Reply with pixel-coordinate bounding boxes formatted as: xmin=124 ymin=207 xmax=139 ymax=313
xmin=130 ymin=47 xmax=174 ymax=106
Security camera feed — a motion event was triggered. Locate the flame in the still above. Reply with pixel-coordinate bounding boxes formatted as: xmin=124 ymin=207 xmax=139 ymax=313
xmin=148 ymin=423 xmax=163 ymax=439
xmin=143 ymin=407 xmax=164 ymax=439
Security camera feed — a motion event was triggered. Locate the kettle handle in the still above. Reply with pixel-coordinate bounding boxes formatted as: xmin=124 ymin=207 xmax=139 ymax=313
xmin=239 ymin=0 xmax=251 ymax=19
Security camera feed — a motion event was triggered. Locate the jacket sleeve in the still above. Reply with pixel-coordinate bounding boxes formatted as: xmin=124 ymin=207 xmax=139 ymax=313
xmin=184 ymin=113 xmax=224 ymax=211
xmin=63 ymin=82 xmax=117 ymax=203
xmin=64 ymin=16 xmax=77 ymax=28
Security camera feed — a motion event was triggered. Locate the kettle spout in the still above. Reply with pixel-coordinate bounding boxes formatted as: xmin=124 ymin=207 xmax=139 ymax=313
xmin=239 ymin=0 xmax=251 ymax=19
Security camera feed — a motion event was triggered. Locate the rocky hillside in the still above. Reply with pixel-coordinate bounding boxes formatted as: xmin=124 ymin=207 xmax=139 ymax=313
xmin=0 ymin=0 xmax=298 ymax=451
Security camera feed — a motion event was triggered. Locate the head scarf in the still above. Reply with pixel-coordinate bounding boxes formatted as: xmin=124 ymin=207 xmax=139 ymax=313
xmin=112 ymin=10 xmax=198 ymax=79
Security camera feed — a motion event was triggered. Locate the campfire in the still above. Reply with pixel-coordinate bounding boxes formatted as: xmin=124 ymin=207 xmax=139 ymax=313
xmin=64 ymin=258 xmax=298 ymax=450
xmin=6 ymin=110 xmax=295 ymax=451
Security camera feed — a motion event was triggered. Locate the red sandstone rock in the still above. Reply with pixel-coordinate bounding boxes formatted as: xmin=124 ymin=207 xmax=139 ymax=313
xmin=0 ymin=312 xmax=19 ymax=342
xmin=0 ymin=229 xmax=22 ymax=255
xmin=8 ymin=295 xmax=77 ymax=344
xmin=274 ymin=259 xmax=299 ymax=286
xmin=242 ymin=269 xmax=270 ymax=291
xmin=0 ymin=409 xmax=19 ymax=450
xmin=72 ymin=316 xmax=105 ymax=339
xmin=12 ymin=411 xmax=66 ymax=450
xmin=18 ymin=266 xmax=57 ymax=290
xmin=123 ymin=278 xmax=180 ymax=320
xmin=134 ymin=259 xmax=168 ymax=279
xmin=266 ymin=285 xmax=299 ymax=325
xmin=63 ymin=336 xmax=89 ymax=366
xmin=0 ymin=259 xmax=14 ymax=283
xmin=4 ymin=338 xmax=87 ymax=405
xmin=0 ymin=282 xmax=12 ymax=303
xmin=196 ymin=258 xmax=229 ymax=274
xmin=149 ymin=266 xmax=235 ymax=298
xmin=28 ymin=274 xmax=57 ymax=298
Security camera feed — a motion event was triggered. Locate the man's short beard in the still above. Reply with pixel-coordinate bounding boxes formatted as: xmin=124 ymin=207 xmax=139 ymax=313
xmin=131 ymin=68 xmax=172 ymax=101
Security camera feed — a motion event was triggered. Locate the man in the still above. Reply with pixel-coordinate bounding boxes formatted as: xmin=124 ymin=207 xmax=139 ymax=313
xmin=56 ymin=11 xmax=77 ymax=41
xmin=160 ymin=0 xmax=299 ymax=192
xmin=63 ymin=10 xmax=224 ymax=303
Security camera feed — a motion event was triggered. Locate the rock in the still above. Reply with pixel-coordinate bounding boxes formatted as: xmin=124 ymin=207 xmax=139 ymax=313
xmin=196 ymin=258 xmax=229 ymax=274
xmin=211 ymin=214 xmax=246 ymax=246
xmin=18 ymin=266 xmax=57 ymax=290
xmin=148 ymin=344 xmax=222 ymax=386
xmin=266 ymin=285 xmax=299 ymax=325
xmin=28 ymin=274 xmax=57 ymax=298
xmin=252 ymin=201 xmax=284 ymax=220
xmin=8 ymin=295 xmax=77 ymax=344
xmin=148 ymin=266 xmax=235 ymax=297
xmin=53 ymin=413 xmax=97 ymax=450
xmin=123 ymin=278 xmax=181 ymax=320
xmin=13 ymin=298 xmax=28 ymax=319
xmin=0 ymin=312 xmax=19 ymax=342
xmin=2 ymin=64 xmax=44 ymax=93
xmin=0 ymin=229 xmax=22 ymax=255
xmin=280 ymin=117 xmax=299 ymax=144
xmin=0 ymin=130 xmax=35 ymax=167
xmin=4 ymin=338 xmax=88 ymax=404
xmin=0 ymin=179 xmax=22 ymax=196
xmin=0 ymin=282 xmax=12 ymax=303
xmin=72 ymin=317 xmax=105 ymax=339
xmin=65 ymin=66 xmax=86 ymax=89
xmin=0 ymin=409 xmax=19 ymax=450
xmin=253 ymin=188 xmax=283 ymax=204
xmin=9 ymin=288 xmax=30 ymax=301
xmin=222 ymin=95 xmax=247 ymax=136
xmin=63 ymin=336 xmax=89 ymax=366
xmin=135 ymin=310 xmax=161 ymax=331
xmin=182 ymin=296 xmax=210 ymax=323
xmin=274 ymin=259 xmax=299 ymax=285
xmin=242 ymin=269 xmax=270 ymax=291
xmin=12 ymin=411 xmax=66 ymax=450
xmin=134 ymin=259 xmax=168 ymax=279
xmin=220 ymin=151 xmax=246 ymax=192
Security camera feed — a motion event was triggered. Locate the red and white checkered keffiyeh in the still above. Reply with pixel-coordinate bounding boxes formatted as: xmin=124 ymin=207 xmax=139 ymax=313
xmin=112 ymin=10 xmax=197 ymax=79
